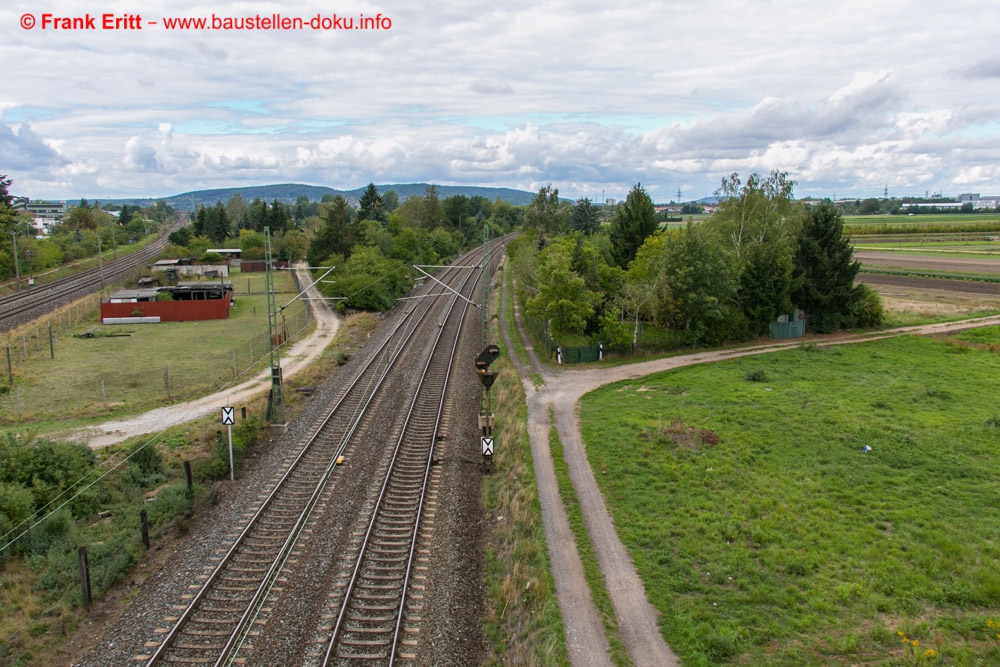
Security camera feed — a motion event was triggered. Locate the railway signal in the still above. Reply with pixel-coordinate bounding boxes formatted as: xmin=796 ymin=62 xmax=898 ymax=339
xmin=477 ymin=345 xmax=500 ymax=474
xmin=221 ymin=406 xmax=235 ymax=480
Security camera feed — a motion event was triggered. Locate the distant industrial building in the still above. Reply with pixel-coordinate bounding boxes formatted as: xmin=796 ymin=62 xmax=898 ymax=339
xmin=11 ymin=198 xmax=71 ymax=219
xmin=957 ymin=193 xmax=1000 ymax=209
xmin=10 ymin=198 xmax=72 ymax=238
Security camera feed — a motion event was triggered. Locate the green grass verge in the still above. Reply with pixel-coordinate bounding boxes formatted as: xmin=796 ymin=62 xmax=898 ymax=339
xmin=482 ymin=328 xmax=568 ymax=665
xmin=580 ymin=334 xmax=1000 ymax=665
xmin=880 ymin=308 xmax=1000 ymax=329
xmin=548 ymin=418 xmax=629 ymax=665
xmin=501 ymin=262 xmax=531 ymax=368
xmin=859 ymin=267 xmax=1000 ymax=282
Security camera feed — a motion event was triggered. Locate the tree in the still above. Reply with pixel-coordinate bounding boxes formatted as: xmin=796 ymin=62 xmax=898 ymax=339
xmin=708 ymin=171 xmax=800 ymax=336
xmin=422 ymin=185 xmax=445 ymax=229
xmin=358 ymin=183 xmax=386 ymax=224
xmin=609 ymin=183 xmax=658 ymax=268
xmin=525 ymin=241 xmax=602 ymax=338
xmin=487 ymin=198 xmax=521 ymax=233
xmin=63 ymin=205 xmax=98 ymax=231
xmin=276 ymin=229 xmax=307 ymax=262
xmin=307 ymin=195 xmax=355 ymax=266
xmin=293 ymin=195 xmax=314 ymax=222
xmin=226 ymin=193 xmax=249 ymax=231
xmin=571 ymin=198 xmax=601 ymax=235
xmin=524 ymin=185 xmax=567 ymax=234
xmin=659 ymin=223 xmax=739 ymax=345
xmin=792 ymin=201 xmax=862 ymax=333
xmin=168 ymin=227 xmax=192 ymax=247
xmin=382 ymin=190 xmax=399 ymax=213
xmin=442 ymin=194 xmax=470 ymax=233
xmin=319 ymin=245 xmax=410 ymax=311
xmin=0 ymin=174 xmax=16 ymax=235
xmin=239 ymin=228 xmax=266 ymax=260
xmin=267 ymin=199 xmax=290 ymax=233
xmin=712 ymin=170 xmax=796 ymax=261
xmin=0 ymin=174 xmax=13 ymax=208
xmin=204 ymin=202 xmax=230 ymax=244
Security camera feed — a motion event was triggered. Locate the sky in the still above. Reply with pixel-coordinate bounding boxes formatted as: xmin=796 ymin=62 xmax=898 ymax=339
xmin=2 ymin=0 xmax=999 ymax=203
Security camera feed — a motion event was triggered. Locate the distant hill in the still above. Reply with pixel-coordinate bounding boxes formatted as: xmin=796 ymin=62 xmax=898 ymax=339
xmin=105 ymin=183 xmax=539 ymax=211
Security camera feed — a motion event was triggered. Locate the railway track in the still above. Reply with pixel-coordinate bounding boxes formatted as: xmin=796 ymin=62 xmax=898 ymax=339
xmin=0 ymin=227 xmax=176 ymax=331
xmin=143 ymin=240 xmax=504 ymax=666
xmin=322 ymin=248 xmax=472 ymax=666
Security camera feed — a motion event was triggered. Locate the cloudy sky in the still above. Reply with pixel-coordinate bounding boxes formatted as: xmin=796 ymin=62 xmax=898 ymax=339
xmin=2 ymin=0 xmax=999 ymax=203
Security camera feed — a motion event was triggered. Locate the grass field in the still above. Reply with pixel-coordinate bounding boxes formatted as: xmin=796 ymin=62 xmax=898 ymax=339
xmin=580 ymin=333 xmax=1000 ymax=665
xmin=0 ymin=269 xmax=307 ymax=431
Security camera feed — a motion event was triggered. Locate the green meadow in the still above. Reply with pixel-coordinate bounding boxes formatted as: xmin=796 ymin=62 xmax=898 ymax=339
xmin=0 ymin=270 xmax=306 ymax=431
xmin=580 ymin=333 xmax=1000 ymax=665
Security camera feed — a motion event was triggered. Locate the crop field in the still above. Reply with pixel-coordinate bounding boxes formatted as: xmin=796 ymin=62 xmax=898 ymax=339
xmin=580 ymin=333 xmax=1000 ymax=665
xmin=0 ymin=269 xmax=306 ymax=432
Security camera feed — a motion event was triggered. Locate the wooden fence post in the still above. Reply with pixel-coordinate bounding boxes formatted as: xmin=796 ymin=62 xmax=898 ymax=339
xmin=78 ymin=546 xmax=92 ymax=608
xmin=140 ymin=510 xmax=150 ymax=550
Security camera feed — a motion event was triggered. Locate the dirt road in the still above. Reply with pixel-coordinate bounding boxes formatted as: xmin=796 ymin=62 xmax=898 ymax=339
xmin=504 ymin=265 xmax=1000 ymax=665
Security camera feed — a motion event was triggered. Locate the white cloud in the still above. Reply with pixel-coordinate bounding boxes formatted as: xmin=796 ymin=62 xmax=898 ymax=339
xmin=1 ymin=0 xmax=999 ymax=200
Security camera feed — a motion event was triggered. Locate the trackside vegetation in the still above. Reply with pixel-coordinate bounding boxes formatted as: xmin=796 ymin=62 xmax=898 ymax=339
xmin=580 ymin=332 xmax=1000 ymax=665
xmin=482 ymin=328 xmax=568 ymax=665
xmin=508 ymin=173 xmax=883 ymax=360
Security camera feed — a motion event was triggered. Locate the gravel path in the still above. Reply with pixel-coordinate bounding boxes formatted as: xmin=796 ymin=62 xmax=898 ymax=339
xmin=503 ymin=266 xmax=1000 ymax=667
xmin=68 ymin=263 xmax=340 ymax=449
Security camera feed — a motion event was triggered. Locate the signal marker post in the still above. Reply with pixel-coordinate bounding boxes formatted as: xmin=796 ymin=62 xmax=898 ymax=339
xmin=222 ymin=406 xmax=236 ymax=480
xmin=476 ymin=345 xmax=500 ymax=474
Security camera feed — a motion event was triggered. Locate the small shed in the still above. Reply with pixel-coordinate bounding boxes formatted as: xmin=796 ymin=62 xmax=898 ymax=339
xmin=101 ymin=283 xmax=234 ymax=323
xmin=770 ymin=309 xmax=805 ymax=339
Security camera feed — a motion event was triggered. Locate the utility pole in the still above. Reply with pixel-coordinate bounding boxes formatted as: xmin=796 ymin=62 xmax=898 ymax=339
xmin=264 ymin=228 xmax=284 ymax=426
xmin=96 ymin=230 xmax=105 ymax=289
xmin=10 ymin=233 xmax=20 ymax=293
xmin=481 ymin=222 xmax=490 ymax=350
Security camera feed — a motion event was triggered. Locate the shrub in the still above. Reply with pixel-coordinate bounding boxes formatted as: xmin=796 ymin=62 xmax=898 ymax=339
xmin=126 ymin=441 xmax=163 ymax=480
xmin=851 ymin=284 xmax=885 ymax=329
xmin=745 ymin=369 xmax=769 ymax=382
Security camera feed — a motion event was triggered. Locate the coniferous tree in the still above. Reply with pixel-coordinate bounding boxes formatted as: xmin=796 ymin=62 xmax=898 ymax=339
xmin=570 ymin=197 xmax=601 ymax=235
xmin=307 ymin=195 xmax=355 ymax=266
xmin=204 ymin=201 xmax=230 ymax=244
xmin=609 ymin=183 xmax=658 ymax=268
xmin=792 ymin=201 xmax=862 ymax=333
xmin=358 ymin=183 xmax=386 ymax=224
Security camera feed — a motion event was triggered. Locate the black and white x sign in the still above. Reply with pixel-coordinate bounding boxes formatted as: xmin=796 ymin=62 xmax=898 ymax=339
xmin=482 ymin=437 xmax=494 ymax=456
xmin=221 ymin=406 xmax=235 ymax=425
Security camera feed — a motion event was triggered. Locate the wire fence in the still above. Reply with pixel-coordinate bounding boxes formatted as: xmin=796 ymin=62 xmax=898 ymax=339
xmin=0 ymin=273 xmax=313 ymax=422
xmin=521 ymin=314 xmax=677 ymax=365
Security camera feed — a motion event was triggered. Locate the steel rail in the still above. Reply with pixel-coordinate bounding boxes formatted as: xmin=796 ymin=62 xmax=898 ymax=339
xmin=321 ymin=252 xmax=487 ymax=664
xmin=212 ymin=268 xmax=477 ymax=667
xmin=146 ymin=273 xmax=449 ymax=666
xmin=0 ymin=229 xmax=176 ymax=330
xmin=144 ymin=249 xmax=488 ymax=666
